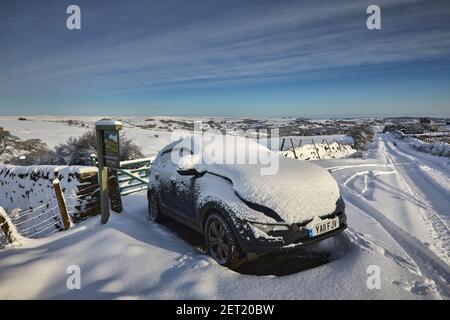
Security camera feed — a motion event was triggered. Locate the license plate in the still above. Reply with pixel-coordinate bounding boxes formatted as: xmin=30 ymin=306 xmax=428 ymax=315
xmin=307 ymin=217 xmax=339 ymax=238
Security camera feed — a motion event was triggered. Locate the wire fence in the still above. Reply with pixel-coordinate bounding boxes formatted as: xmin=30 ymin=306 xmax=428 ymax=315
xmin=0 ymin=165 xmax=110 ymax=246
xmin=278 ymin=137 xmax=350 ymax=160
xmin=7 ymin=198 xmax=62 ymax=239
xmin=279 ymin=137 xmax=347 ymax=152
xmin=2 ymin=188 xmax=100 ymax=242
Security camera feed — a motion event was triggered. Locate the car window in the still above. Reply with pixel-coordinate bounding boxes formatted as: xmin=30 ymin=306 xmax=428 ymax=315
xmin=157 ymin=149 xmax=175 ymax=169
xmin=159 ymin=149 xmax=172 ymax=159
xmin=157 ymin=146 xmax=193 ymax=170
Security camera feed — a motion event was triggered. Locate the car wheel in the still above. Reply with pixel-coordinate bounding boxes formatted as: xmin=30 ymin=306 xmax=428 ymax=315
xmin=205 ymin=212 xmax=243 ymax=269
xmin=148 ymin=190 xmax=164 ymax=222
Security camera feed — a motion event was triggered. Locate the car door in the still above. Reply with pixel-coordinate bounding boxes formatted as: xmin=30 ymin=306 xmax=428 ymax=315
xmin=167 ymin=146 xmax=197 ymax=220
xmin=156 ymin=147 xmax=197 ymax=222
xmin=154 ymin=149 xmax=177 ymax=210
xmin=171 ymin=169 xmax=197 ymax=220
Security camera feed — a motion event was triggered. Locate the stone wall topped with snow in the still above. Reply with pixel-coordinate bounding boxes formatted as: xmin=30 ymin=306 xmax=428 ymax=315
xmin=0 ymin=165 xmax=100 ymax=233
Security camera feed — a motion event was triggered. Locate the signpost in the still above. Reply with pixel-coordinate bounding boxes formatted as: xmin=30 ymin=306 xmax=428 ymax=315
xmin=95 ymin=119 xmax=122 ymax=224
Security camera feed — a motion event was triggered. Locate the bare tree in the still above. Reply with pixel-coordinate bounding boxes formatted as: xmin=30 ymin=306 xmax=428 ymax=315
xmin=0 ymin=130 xmax=20 ymax=158
xmin=55 ymin=129 xmax=144 ymax=165
xmin=347 ymin=125 xmax=375 ymax=151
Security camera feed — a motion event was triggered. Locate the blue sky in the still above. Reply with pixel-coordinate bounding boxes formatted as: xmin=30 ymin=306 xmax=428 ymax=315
xmin=1 ymin=0 xmax=450 ymax=117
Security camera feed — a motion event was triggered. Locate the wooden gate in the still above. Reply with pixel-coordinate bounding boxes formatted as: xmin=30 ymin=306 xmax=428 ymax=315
xmin=117 ymin=158 xmax=153 ymax=196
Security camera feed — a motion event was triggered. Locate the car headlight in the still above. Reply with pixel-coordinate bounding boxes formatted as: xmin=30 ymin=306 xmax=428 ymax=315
xmin=251 ymin=222 xmax=290 ymax=235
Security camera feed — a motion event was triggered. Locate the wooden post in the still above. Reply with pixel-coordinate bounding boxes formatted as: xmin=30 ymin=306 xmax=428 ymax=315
xmin=53 ymin=179 xmax=71 ymax=230
xmin=280 ymin=138 xmax=286 ymax=151
xmin=95 ymin=120 xmax=122 ymax=224
xmin=323 ymin=139 xmax=331 ymax=153
xmin=290 ymin=138 xmax=298 ymax=159
xmin=0 ymin=208 xmax=13 ymax=244
xmin=96 ymin=127 xmax=110 ymax=224
xmin=0 ymin=207 xmax=20 ymax=244
xmin=108 ymin=169 xmax=123 ymax=213
xmin=90 ymin=154 xmax=98 ymax=166
xmin=311 ymin=139 xmax=321 ymax=160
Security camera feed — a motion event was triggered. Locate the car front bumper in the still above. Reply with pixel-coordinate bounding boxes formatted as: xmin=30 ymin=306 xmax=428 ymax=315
xmin=236 ymin=212 xmax=348 ymax=255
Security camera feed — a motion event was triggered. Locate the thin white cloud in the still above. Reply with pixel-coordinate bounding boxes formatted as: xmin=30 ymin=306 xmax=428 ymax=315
xmin=0 ymin=0 xmax=449 ymax=101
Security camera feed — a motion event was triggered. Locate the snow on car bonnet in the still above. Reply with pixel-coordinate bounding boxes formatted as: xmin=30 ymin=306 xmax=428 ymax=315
xmin=175 ymin=134 xmax=341 ymax=224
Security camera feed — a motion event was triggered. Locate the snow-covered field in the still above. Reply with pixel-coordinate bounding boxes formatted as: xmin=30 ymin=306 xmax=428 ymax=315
xmin=0 ymin=116 xmax=173 ymax=157
xmin=0 ymin=116 xmax=355 ymax=158
xmin=0 ymin=118 xmax=449 ymax=299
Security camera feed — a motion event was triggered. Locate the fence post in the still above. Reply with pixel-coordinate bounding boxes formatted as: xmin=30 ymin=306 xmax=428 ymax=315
xmin=0 ymin=207 xmax=20 ymax=244
xmin=90 ymin=154 xmax=98 ymax=166
xmin=280 ymin=138 xmax=286 ymax=151
xmin=53 ymin=179 xmax=71 ymax=230
xmin=290 ymin=138 xmax=298 ymax=159
xmin=323 ymin=139 xmax=331 ymax=153
xmin=311 ymin=139 xmax=321 ymax=160
xmin=108 ymin=169 xmax=123 ymax=213
xmin=336 ymin=140 xmax=343 ymax=151
xmin=0 ymin=208 xmax=12 ymax=244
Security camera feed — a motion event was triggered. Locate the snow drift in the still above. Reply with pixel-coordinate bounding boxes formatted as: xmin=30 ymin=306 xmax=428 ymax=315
xmin=392 ymin=131 xmax=450 ymax=158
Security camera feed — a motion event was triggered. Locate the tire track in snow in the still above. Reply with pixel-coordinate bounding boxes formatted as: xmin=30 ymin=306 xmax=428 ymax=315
xmin=342 ymin=188 xmax=450 ymax=299
xmin=326 ymin=134 xmax=449 ymax=297
xmin=327 ymin=163 xmax=393 ymax=172
xmin=381 ymin=136 xmax=450 ymax=262
xmin=343 ymin=169 xmax=430 ymax=211
xmin=388 ymin=135 xmax=450 ymax=181
xmin=346 ymin=226 xmax=420 ymax=275
xmin=384 ymin=141 xmax=450 ymax=212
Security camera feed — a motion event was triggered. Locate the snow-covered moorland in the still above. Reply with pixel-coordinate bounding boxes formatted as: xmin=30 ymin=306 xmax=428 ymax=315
xmin=0 ymin=117 xmax=449 ymax=299
xmin=0 ymin=116 xmax=358 ymax=160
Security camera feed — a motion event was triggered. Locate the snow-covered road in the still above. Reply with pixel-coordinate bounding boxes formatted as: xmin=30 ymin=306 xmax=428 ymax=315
xmin=324 ymin=133 xmax=450 ymax=298
xmin=0 ymin=133 xmax=449 ymax=299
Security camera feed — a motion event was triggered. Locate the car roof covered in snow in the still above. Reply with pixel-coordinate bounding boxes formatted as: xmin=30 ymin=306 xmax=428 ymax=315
xmin=161 ymin=134 xmax=340 ymax=224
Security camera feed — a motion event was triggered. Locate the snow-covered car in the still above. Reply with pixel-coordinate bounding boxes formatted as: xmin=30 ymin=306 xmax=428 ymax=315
xmin=148 ymin=135 xmax=347 ymax=269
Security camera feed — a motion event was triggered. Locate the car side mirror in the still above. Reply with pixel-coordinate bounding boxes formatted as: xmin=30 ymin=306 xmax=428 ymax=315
xmin=177 ymin=168 xmax=200 ymax=176
xmin=177 ymin=154 xmax=202 ymax=176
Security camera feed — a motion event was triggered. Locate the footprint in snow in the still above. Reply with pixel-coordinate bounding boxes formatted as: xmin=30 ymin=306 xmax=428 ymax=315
xmin=347 ymin=229 xmax=420 ymax=275
xmin=392 ymin=279 xmax=432 ymax=296
xmin=175 ymin=254 xmax=210 ymax=269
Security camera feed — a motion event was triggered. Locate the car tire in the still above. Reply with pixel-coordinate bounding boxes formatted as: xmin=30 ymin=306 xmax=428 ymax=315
xmin=148 ymin=190 xmax=164 ymax=223
xmin=205 ymin=212 xmax=244 ymax=270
